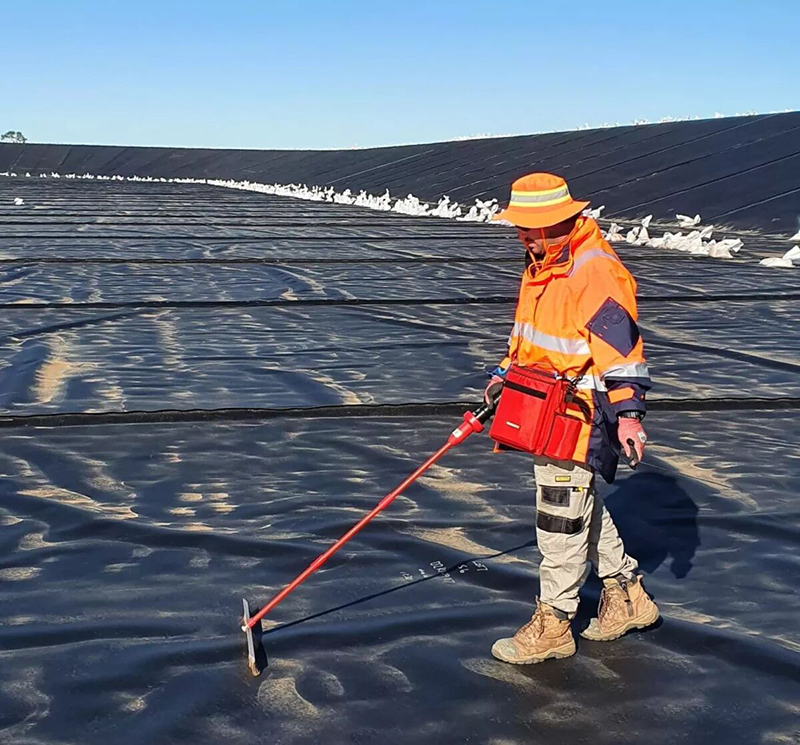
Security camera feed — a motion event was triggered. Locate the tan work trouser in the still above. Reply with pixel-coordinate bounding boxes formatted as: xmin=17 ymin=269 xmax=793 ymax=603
xmin=534 ymin=457 xmax=637 ymax=617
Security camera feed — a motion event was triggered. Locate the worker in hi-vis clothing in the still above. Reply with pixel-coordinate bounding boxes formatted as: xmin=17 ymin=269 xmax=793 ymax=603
xmin=486 ymin=173 xmax=660 ymax=664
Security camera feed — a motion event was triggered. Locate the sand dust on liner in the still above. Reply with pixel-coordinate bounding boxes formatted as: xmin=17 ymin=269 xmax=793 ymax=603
xmin=0 ymin=567 xmax=42 ymax=581
xmin=664 ymin=603 xmax=800 ymax=652
xmin=20 ymin=485 xmax=138 ymax=520
xmin=647 ymin=443 xmax=757 ymax=509
xmin=18 ymin=531 xmax=52 ymax=550
xmin=417 ymin=462 xmax=515 ymax=522
xmin=400 ymin=526 xmax=527 ymax=565
xmin=257 ymin=661 xmax=321 ymax=720
xmin=34 ymin=335 xmax=98 ymax=405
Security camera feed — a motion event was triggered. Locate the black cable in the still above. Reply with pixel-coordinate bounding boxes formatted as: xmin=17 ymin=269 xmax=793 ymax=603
xmin=0 ymin=396 xmax=796 ymax=429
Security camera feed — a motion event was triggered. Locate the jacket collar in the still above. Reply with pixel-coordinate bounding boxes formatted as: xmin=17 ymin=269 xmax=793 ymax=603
xmin=525 ymin=217 xmax=600 ymax=283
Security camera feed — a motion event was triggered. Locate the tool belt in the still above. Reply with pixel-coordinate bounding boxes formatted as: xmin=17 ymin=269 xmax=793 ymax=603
xmin=488 ymin=364 xmax=587 ymax=460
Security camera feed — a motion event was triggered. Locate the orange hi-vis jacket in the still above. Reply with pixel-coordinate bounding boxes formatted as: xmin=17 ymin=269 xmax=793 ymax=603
xmin=496 ymin=217 xmax=651 ymax=483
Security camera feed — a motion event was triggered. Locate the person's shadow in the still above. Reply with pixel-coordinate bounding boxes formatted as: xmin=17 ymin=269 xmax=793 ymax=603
xmin=605 ymin=470 xmax=700 ymax=579
xmin=576 ymin=469 xmax=700 ymax=625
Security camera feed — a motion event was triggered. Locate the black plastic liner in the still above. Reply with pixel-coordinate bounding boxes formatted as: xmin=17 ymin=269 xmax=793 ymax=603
xmin=0 ymin=177 xmax=799 ymax=744
xmin=0 ymin=301 xmax=798 ymax=418
xmin=2 ymin=111 xmax=800 ymax=231
xmin=1 ymin=412 xmax=799 ymax=744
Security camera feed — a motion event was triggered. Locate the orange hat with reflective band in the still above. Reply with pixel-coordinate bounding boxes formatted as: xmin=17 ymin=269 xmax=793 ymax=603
xmin=494 ymin=172 xmax=590 ymax=229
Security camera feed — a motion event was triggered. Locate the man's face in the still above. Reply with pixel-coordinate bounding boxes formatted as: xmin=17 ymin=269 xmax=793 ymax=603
xmin=516 ymin=218 xmax=576 ymax=256
xmin=516 ymin=226 xmax=546 ymax=255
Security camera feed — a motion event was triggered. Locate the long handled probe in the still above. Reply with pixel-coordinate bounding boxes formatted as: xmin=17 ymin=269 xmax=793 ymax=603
xmin=241 ymin=402 xmax=494 ymax=675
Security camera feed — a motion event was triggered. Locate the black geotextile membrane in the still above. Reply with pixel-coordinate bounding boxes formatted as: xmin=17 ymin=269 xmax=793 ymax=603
xmin=1 ymin=177 xmax=799 ymax=744
xmin=0 ymin=411 xmax=799 ymax=745
xmin=0 ymin=179 xmax=799 ymax=420
xmin=0 ymin=238 xmax=518 ymax=261
xmin=0 ymin=261 xmax=525 ymax=304
xmin=0 ymin=302 xmax=797 ymax=417
xmin=3 ymin=111 xmax=800 ymax=231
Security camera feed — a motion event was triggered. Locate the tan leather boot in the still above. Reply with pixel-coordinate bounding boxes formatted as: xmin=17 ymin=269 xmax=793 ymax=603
xmin=581 ymin=575 xmax=659 ymax=641
xmin=491 ymin=600 xmax=576 ymax=664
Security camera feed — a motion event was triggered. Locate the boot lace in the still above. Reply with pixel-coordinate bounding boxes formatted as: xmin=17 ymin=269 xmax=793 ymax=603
xmin=599 ymin=580 xmax=633 ymax=623
xmin=516 ymin=600 xmax=546 ymax=639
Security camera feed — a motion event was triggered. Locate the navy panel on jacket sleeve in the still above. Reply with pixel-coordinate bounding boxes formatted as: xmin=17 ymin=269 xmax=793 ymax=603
xmin=586 ymin=297 xmax=641 ymax=357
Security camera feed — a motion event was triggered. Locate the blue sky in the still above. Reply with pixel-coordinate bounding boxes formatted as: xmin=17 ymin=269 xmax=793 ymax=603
xmin=2 ymin=0 xmax=798 ymax=149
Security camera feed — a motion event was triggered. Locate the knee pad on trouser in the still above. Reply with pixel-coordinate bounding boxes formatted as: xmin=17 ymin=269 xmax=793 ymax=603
xmin=534 ymin=458 xmax=594 ymax=536
xmin=533 ymin=459 xmax=595 ymax=616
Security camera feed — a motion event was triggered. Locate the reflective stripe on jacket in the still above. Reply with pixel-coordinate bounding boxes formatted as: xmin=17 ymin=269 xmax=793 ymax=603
xmin=497 ymin=217 xmax=651 ymax=483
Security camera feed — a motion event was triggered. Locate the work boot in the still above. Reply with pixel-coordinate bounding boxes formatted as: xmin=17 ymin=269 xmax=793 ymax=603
xmin=491 ymin=600 xmax=576 ymax=664
xmin=581 ymin=575 xmax=659 ymax=641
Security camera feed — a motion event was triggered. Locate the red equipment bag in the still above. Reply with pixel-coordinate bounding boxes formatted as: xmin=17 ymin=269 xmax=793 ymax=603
xmin=488 ymin=364 xmax=585 ymax=460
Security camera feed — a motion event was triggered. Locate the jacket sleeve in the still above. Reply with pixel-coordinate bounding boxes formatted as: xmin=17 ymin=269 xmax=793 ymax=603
xmin=491 ymin=272 xmax=526 ymax=377
xmin=491 ymin=332 xmax=516 ymax=377
xmin=575 ymin=263 xmax=652 ymax=417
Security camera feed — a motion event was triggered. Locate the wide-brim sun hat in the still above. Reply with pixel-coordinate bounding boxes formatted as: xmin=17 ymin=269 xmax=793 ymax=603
xmin=493 ymin=172 xmax=590 ymax=229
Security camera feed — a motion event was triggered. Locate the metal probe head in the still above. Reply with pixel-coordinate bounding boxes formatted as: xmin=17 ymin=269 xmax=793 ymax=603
xmin=241 ymin=598 xmax=267 ymax=677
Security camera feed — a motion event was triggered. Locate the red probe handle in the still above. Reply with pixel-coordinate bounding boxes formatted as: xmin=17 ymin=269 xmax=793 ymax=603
xmin=246 ymin=405 xmax=491 ymax=629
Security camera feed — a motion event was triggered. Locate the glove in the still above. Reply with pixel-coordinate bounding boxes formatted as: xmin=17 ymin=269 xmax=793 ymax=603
xmin=484 ymin=375 xmax=505 ymax=408
xmin=618 ymin=417 xmax=647 ymax=465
